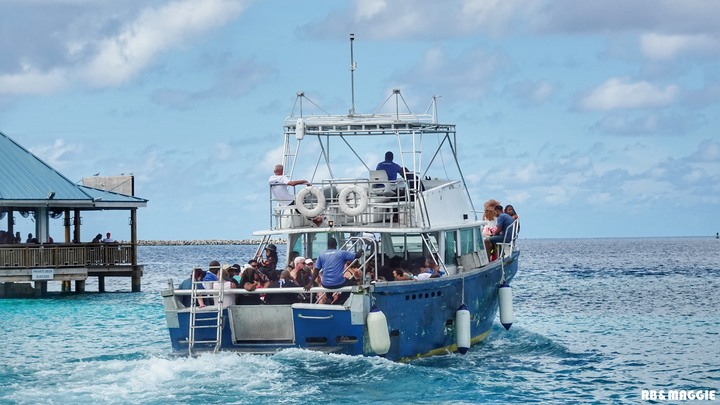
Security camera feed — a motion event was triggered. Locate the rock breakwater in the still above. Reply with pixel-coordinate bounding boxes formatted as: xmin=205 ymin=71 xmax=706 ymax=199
xmin=137 ymin=239 xmax=286 ymax=246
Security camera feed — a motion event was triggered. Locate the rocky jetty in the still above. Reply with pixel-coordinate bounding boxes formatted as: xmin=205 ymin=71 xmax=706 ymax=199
xmin=136 ymin=239 xmax=286 ymax=246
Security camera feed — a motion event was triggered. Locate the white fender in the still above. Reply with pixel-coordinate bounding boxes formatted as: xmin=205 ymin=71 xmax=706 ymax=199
xmin=367 ymin=306 xmax=390 ymax=355
xmin=295 ymin=186 xmax=326 ymax=217
xmin=338 ymin=185 xmax=368 ymax=216
xmin=499 ymin=283 xmax=514 ymax=330
xmin=456 ymin=304 xmax=471 ymax=354
xmin=295 ymin=118 xmax=305 ymax=140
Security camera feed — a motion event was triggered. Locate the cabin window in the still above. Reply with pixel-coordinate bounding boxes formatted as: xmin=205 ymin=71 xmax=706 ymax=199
xmin=459 ymin=228 xmax=473 ymax=255
xmin=475 ymin=228 xmax=484 ymax=252
xmin=444 ymin=231 xmax=457 ymax=265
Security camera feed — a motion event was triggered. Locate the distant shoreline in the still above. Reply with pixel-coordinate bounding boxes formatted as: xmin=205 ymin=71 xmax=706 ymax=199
xmin=136 ymin=239 xmax=286 ymax=246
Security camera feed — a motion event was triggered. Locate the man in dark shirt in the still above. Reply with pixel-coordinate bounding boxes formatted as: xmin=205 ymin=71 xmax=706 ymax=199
xmin=376 ymin=151 xmax=406 ymax=181
xmin=178 ymin=267 xmax=205 ymax=308
xmin=485 ymin=205 xmax=515 ymax=260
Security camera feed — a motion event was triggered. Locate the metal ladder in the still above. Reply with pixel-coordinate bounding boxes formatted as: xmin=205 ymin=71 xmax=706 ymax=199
xmin=420 ymin=233 xmax=447 ymax=272
xmin=188 ymin=272 xmax=224 ymax=355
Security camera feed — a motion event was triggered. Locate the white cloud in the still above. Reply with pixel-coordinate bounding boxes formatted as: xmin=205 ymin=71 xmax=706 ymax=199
xmin=507 ymin=80 xmax=555 ymax=106
xmin=29 ymin=139 xmax=84 ymax=169
xmin=355 ymin=0 xmax=387 ymax=20
xmin=80 ymin=0 xmax=248 ymax=87
xmin=0 ymin=67 xmax=67 ymax=96
xmin=390 ymin=46 xmax=510 ymax=102
xmin=640 ymin=33 xmax=720 ymax=60
xmin=0 ymin=0 xmax=248 ymax=95
xmin=578 ymin=77 xmax=678 ymax=111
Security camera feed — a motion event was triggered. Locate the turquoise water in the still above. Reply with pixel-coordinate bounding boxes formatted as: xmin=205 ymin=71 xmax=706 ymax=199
xmin=1 ymin=239 xmax=719 ymax=404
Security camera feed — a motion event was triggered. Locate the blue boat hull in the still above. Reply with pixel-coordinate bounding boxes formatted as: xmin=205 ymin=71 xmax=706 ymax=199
xmin=163 ymin=252 xmax=518 ymax=361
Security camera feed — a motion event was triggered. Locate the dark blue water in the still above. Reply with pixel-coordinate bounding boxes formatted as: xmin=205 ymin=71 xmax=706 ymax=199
xmin=1 ymin=238 xmax=718 ymax=404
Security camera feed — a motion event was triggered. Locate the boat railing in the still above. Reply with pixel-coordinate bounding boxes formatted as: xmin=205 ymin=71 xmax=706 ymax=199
xmin=341 ymin=235 xmax=379 ymax=284
xmin=271 ymin=177 xmax=421 ymax=230
xmin=496 ymin=220 xmax=520 ymax=259
xmin=174 ymin=285 xmax=356 ymax=310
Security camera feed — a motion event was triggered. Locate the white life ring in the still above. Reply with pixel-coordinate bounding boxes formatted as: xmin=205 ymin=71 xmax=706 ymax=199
xmin=295 ymin=186 xmax=326 ymax=217
xmin=338 ymin=185 xmax=368 ymax=216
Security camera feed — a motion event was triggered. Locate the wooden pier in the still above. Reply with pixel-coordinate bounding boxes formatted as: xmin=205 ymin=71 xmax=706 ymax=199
xmin=0 ymin=243 xmax=143 ymax=297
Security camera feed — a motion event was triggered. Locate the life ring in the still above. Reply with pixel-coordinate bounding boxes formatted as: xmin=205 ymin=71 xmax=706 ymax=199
xmin=295 ymin=186 xmax=326 ymax=217
xmin=338 ymin=185 xmax=368 ymax=216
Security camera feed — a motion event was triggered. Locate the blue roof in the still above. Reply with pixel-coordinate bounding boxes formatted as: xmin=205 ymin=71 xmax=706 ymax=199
xmin=0 ymin=131 xmax=147 ymax=209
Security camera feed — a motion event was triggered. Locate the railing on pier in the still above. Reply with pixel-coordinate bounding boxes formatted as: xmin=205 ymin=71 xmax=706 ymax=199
xmin=0 ymin=243 xmax=136 ymax=268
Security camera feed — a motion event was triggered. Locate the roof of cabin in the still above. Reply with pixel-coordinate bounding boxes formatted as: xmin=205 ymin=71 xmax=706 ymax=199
xmin=0 ymin=131 xmax=147 ymax=209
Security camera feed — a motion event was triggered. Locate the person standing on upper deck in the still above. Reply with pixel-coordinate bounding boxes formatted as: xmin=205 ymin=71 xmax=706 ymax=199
xmin=376 ymin=151 xmax=407 ymax=181
xmin=269 ymin=164 xmax=309 ymax=205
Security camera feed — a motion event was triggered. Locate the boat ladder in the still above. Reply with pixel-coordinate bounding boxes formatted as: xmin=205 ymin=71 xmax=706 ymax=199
xmin=420 ymin=232 xmax=448 ymax=272
xmin=188 ymin=274 xmax=224 ymax=355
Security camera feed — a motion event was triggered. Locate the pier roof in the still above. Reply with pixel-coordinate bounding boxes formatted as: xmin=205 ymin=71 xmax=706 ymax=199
xmin=0 ymin=131 xmax=147 ymax=209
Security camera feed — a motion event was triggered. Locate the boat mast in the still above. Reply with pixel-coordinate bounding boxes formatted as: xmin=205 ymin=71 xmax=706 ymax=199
xmin=349 ymin=33 xmax=356 ymax=116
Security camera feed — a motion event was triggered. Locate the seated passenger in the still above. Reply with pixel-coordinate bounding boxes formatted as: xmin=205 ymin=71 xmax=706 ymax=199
xmin=236 ymin=265 xmax=269 ymax=305
xmin=414 ymin=257 xmax=445 ymax=280
xmin=485 ymin=204 xmax=514 ymax=260
xmin=178 ymin=267 xmax=206 ymax=308
xmin=376 ymin=151 xmax=407 ymax=183
xmin=392 ymin=268 xmax=414 ymax=281
xmin=265 ymin=270 xmax=302 ymax=305
xmin=482 ymin=199 xmax=501 ymax=237
xmin=505 ymin=204 xmax=520 ymax=234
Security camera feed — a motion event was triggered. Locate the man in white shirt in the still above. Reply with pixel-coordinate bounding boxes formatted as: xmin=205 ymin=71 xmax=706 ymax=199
xmin=269 ymin=164 xmax=308 ymax=205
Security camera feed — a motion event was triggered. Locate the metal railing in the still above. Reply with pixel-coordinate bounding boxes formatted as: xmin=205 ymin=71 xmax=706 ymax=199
xmin=271 ymin=178 xmax=419 ymax=230
xmin=0 ymin=243 xmax=135 ymax=268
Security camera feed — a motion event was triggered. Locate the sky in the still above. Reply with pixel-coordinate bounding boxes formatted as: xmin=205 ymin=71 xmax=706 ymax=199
xmin=1 ymin=0 xmax=719 ymax=241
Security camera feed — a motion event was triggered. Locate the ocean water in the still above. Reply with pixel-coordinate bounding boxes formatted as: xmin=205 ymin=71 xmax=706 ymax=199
xmin=1 ymin=238 xmax=719 ymax=404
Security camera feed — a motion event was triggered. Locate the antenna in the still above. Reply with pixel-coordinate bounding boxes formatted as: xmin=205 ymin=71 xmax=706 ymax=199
xmin=349 ymin=33 xmax=356 ymax=116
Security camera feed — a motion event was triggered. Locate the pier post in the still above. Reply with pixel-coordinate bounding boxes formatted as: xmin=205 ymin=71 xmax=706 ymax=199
xmin=33 ymin=281 xmax=47 ymax=297
xmin=98 ymin=276 xmax=105 ymax=292
xmin=75 ymin=280 xmax=85 ymax=293
xmin=131 ymin=268 xmax=141 ymax=292
xmin=62 ymin=280 xmax=71 ymax=292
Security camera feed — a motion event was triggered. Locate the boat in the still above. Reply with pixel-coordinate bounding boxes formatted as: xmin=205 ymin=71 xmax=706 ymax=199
xmin=161 ymin=38 xmax=520 ymax=361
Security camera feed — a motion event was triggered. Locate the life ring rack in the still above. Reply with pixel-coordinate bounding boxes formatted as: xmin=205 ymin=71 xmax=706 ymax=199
xmin=338 ymin=185 xmax=369 ymax=216
xmin=295 ymin=186 xmax=326 ymax=217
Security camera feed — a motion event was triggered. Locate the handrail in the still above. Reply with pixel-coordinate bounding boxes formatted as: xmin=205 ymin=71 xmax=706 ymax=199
xmin=173 ymin=286 xmax=355 ymax=296
xmin=0 ymin=243 xmax=135 ymax=268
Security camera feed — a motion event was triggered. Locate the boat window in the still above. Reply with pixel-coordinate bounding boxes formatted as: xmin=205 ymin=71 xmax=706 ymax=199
xmin=444 ymin=231 xmax=457 ymax=265
xmin=291 ymin=235 xmax=303 ymax=257
xmin=475 ymin=228 xmax=484 ymax=252
xmin=310 ymin=233 xmax=329 ymax=259
xmin=387 ymin=234 xmax=427 ymax=260
xmin=459 ymin=228 xmax=473 ymax=255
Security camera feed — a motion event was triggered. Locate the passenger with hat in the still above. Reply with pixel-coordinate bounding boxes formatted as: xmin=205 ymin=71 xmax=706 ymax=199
xmin=202 ymin=260 xmax=221 ymax=288
xmin=257 ymin=244 xmax=279 ymax=282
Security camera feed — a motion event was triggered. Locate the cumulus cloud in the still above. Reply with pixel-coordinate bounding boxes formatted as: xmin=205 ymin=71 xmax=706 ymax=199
xmin=0 ymin=0 xmax=248 ymax=96
xmin=590 ymin=112 xmax=706 ymax=136
xmin=29 ymin=139 xmax=84 ymax=170
xmin=640 ymin=33 xmax=720 ymax=60
xmin=80 ymin=0 xmax=248 ymax=87
xmin=578 ymin=77 xmax=678 ymax=111
xmin=0 ymin=67 xmax=68 ymax=96
xmin=305 ymin=0 xmax=533 ymax=39
xmin=389 ymin=46 xmax=510 ymax=102
xmin=506 ymin=80 xmax=555 ymax=107
xmin=151 ymin=57 xmax=276 ymax=109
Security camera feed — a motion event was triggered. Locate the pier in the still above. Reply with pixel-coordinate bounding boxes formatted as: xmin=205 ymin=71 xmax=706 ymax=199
xmin=1 ymin=130 xmax=147 ymax=298
xmin=0 ymin=243 xmax=142 ymax=297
